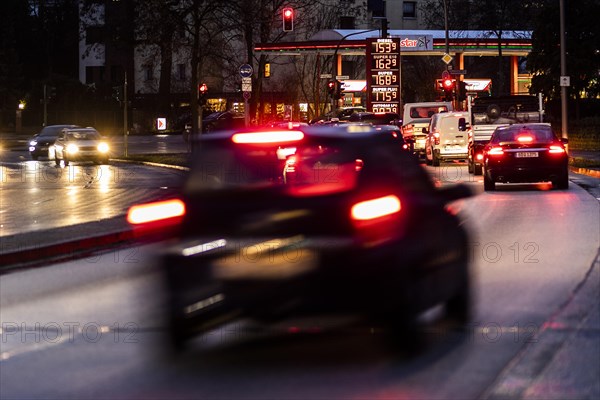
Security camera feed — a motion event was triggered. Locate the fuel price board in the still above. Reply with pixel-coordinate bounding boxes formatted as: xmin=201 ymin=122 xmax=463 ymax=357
xmin=366 ymin=38 xmax=401 ymax=114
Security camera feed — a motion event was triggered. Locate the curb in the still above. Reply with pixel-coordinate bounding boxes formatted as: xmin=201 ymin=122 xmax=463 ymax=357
xmin=0 ymin=223 xmax=178 ymax=274
xmin=569 ymin=166 xmax=600 ymax=179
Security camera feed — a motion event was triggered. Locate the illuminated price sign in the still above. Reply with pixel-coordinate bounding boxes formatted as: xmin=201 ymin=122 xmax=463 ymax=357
xmin=366 ymin=38 xmax=401 ymax=114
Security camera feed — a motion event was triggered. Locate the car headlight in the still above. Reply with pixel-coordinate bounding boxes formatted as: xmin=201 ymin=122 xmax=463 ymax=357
xmin=66 ymin=143 xmax=79 ymax=153
xmin=30 ymin=140 xmax=38 ymax=146
xmin=97 ymin=142 xmax=109 ymax=153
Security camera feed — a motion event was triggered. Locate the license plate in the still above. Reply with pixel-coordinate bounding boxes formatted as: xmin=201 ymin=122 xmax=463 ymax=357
xmin=515 ymin=152 xmax=538 ymax=158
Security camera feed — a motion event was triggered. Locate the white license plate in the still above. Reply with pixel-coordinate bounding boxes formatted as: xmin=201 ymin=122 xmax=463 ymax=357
xmin=516 ymin=152 xmax=539 ymax=158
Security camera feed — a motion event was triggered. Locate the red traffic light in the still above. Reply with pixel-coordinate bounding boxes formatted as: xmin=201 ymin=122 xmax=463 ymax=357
xmin=282 ymin=7 xmax=294 ymax=31
xmin=442 ymin=78 xmax=454 ymax=90
xmin=199 ymin=83 xmax=208 ymax=94
xmin=327 ymin=80 xmax=335 ymax=94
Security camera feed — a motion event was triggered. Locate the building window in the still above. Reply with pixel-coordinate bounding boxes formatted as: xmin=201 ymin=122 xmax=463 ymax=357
xmin=144 ymin=65 xmax=153 ymax=81
xmin=403 ymin=1 xmax=417 ymax=19
xmin=86 ymin=26 xmax=104 ymax=44
xmin=177 ymin=64 xmax=185 ymax=80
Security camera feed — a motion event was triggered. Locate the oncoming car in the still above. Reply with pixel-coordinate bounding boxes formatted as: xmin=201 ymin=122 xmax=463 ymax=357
xmin=127 ymin=125 xmax=473 ymax=351
xmin=53 ymin=127 xmax=110 ymax=166
xmin=29 ymin=124 xmax=79 ymax=160
xmin=482 ymin=123 xmax=569 ymax=191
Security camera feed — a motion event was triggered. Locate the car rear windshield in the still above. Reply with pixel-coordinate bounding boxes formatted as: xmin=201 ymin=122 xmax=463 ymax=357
xmin=494 ymin=126 xmax=555 ymax=143
xmin=409 ymin=106 xmax=449 ymax=118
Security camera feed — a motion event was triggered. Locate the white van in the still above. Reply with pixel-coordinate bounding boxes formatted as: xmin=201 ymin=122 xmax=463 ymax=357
xmin=424 ymin=112 xmax=470 ymax=166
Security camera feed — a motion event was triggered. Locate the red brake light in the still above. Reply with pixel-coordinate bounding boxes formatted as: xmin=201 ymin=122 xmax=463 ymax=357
xmin=232 ymin=130 xmax=304 ymax=144
xmin=350 ymin=195 xmax=401 ymax=221
xmin=516 ymin=135 xmax=534 ymax=143
xmin=488 ymin=147 xmax=504 ymax=156
xmin=127 ymin=199 xmax=186 ymax=225
xmin=476 ymin=153 xmax=484 ymax=161
xmin=355 ymin=158 xmax=364 ymax=172
xmin=548 ymin=145 xmax=566 ymax=154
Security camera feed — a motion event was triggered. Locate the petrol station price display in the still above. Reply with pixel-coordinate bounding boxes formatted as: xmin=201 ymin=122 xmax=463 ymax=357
xmin=366 ymin=38 xmax=401 ymax=114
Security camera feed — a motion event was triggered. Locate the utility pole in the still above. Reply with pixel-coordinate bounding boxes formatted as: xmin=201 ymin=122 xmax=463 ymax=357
xmin=124 ymin=71 xmax=128 ymax=157
xmin=559 ymin=0 xmax=568 ymax=141
xmin=43 ymin=84 xmax=48 ymax=126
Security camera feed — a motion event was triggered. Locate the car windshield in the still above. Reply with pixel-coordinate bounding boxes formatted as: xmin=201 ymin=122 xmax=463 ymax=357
xmin=494 ymin=126 xmax=555 ymax=143
xmin=67 ymin=131 xmax=100 ymax=140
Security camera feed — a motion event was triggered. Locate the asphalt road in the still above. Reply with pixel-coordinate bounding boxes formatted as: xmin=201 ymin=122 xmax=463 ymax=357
xmin=1 ymin=164 xmax=598 ymax=400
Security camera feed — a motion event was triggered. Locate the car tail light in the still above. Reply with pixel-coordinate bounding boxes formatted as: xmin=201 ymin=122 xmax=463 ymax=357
xmin=232 ymin=130 xmax=304 ymax=144
xmin=476 ymin=153 xmax=484 ymax=161
xmin=488 ymin=147 xmax=504 ymax=156
xmin=350 ymin=195 xmax=401 ymax=221
xmin=355 ymin=158 xmax=364 ymax=172
xmin=516 ymin=135 xmax=534 ymax=143
xmin=127 ymin=199 xmax=186 ymax=225
xmin=548 ymin=145 xmax=566 ymax=154
xmin=433 ymin=131 xmax=440 ymax=145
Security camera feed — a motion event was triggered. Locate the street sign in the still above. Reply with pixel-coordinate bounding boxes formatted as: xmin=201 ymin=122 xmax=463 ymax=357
xmin=156 ymin=118 xmax=166 ymax=131
xmin=320 ymin=73 xmax=332 ymax=79
xmin=449 ymin=69 xmax=467 ymax=75
xmin=336 ymin=75 xmax=350 ymax=80
xmin=560 ymin=76 xmax=570 ymax=87
xmin=243 ymin=91 xmax=251 ymax=100
xmin=239 ymin=64 xmax=253 ymax=78
xmin=241 ymin=77 xmax=252 ymax=92
xmin=442 ymin=53 xmax=453 ymax=64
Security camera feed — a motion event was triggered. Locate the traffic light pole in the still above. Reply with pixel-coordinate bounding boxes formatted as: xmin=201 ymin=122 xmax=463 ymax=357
xmin=124 ymin=72 xmax=128 ymax=157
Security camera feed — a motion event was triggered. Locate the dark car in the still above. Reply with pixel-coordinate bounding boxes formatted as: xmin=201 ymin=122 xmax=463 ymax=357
xmin=348 ymin=111 xmax=401 ymax=126
xmin=127 ymin=124 xmax=473 ymax=351
xmin=482 ymin=123 xmax=569 ymax=191
xmin=29 ymin=124 xmax=79 ymax=160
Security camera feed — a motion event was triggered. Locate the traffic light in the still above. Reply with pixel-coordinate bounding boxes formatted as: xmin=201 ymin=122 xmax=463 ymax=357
xmin=112 ymin=86 xmax=122 ymax=101
xmin=198 ymin=83 xmax=208 ymax=104
xmin=327 ymin=80 xmax=336 ymax=96
xmin=442 ymin=78 xmax=455 ymax=101
xmin=335 ymin=80 xmax=344 ymax=99
xmin=282 ymin=7 xmax=294 ymax=32
xmin=457 ymin=80 xmax=467 ymax=101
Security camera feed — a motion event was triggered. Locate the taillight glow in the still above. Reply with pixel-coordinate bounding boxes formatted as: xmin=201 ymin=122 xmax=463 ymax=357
xmin=232 ymin=130 xmax=304 ymax=144
xmin=488 ymin=147 xmax=504 ymax=156
xmin=127 ymin=199 xmax=186 ymax=225
xmin=548 ymin=145 xmax=566 ymax=154
xmin=355 ymin=158 xmax=364 ymax=172
xmin=516 ymin=135 xmax=534 ymax=143
xmin=476 ymin=153 xmax=484 ymax=161
xmin=351 ymin=195 xmax=401 ymax=221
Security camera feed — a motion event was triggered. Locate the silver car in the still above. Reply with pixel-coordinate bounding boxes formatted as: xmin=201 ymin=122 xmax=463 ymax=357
xmin=53 ymin=127 xmax=110 ymax=166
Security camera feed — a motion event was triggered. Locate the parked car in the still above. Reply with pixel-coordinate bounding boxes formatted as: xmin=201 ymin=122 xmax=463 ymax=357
xmin=53 ymin=127 xmax=110 ymax=166
xmin=347 ymin=111 xmax=401 ymax=126
xmin=127 ymin=124 xmax=473 ymax=352
xmin=29 ymin=124 xmax=79 ymax=160
xmin=424 ymin=112 xmax=470 ymax=166
xmin=482 ymin=123 xmax=569 ymax=191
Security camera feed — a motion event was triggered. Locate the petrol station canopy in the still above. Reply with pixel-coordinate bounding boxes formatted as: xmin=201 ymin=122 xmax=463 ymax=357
xmin=255 ymin=29 xmax=533 ymax=57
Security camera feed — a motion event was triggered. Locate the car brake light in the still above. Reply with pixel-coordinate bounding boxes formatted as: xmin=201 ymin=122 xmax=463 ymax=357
xmin=476 ymin=153 xmax=484 ymax=161
xmin=488 ymin=147 xmax=504 ymax=156
xmin=516 ymin=135 xmax=534 ymax=143
xmin=127 ymin=199 xmax=186 ymax=225
xmin=433 ymin=132 xmax=440 ymax=145
xmin=350 ymin=195 xmax=401 ymax=221
xmin=355 ymin=159 xmax=364 ymax=172
xmin=232 ymin=130 xmax=304 ymax=144
xmin=548 ymin=145 xmax=565 ymax=154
